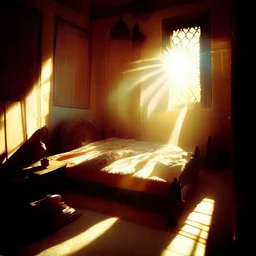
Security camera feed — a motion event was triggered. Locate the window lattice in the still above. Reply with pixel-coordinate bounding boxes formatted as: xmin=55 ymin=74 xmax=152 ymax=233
xmin=168 ymin=26 xmax=201 ymax=108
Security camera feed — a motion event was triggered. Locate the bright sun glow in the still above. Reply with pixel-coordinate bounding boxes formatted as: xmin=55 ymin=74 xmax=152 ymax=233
xmin=162 ymin=47 xmax=191 ymax=78
xmin=165 ymin=198 xmax=215 ymax=256
xmin=119 ymin=26 xmax=201 ymax=120
xmin=161 ymin=45 xmax=200 ymax=109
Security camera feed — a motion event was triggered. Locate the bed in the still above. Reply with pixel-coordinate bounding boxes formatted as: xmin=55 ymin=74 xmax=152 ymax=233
xmin=49 ymin=120 xmax=201 ymax=226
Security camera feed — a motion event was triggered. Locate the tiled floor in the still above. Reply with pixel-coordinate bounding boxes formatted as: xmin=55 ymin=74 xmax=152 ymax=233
xmin=13 ymin=169 xmax=234 ymax=256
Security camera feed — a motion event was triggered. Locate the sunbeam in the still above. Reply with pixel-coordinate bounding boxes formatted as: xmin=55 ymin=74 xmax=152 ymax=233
xmin=37 ymin=217 xmax=119 ymax=256
xmin=107 ymin=27 xmax=201 ymax=141
xmin=147 ymin=79 xmax=170 ymax=118
xmin=123 ymin=63 xmax=163 ymax=73
xmin=141 ymin=73 xmax=169 ymax=107
xmin=168 ymin=106 xmax=188 ymax=145
xmin=126 ymin=68 xmax=165 ymax=91
xmin=165 ymin=198 xmax=215 ymax=255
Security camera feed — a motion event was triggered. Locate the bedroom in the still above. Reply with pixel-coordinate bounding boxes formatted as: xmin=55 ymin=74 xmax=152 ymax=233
xmin=0 ymin=0 xmax=252 ymax=254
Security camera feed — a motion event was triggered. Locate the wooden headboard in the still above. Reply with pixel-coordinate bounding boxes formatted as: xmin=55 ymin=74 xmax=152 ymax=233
xmin=60 ymin=119 xmax=99 ymax=152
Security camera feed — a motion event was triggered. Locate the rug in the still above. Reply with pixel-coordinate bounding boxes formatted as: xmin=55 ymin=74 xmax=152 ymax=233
xmin=14 ymin=207 xmax=210 ymax=256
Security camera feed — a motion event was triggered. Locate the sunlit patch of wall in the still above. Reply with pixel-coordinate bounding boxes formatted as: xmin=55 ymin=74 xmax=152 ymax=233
xmin=40 ymin=58 xmax=52 ymax=127
xmin=5 ymin=102 xmax=26 ymax=159
xmin=0 ymin=101 xmax=26 ymax=163
xmin=0 ymin=58 xmax=51 ymax=162
xmin=0 ymin=84 xmax=42 ymax=162
xmin=0 ymin=59 xmax=51 ymax=162
xmin=0 ymin=103 xmax=5 ymax=163
xmin=24 ymin=78 xmax=42 ymax=139
xmin=24 ymin=58 xmax=52 ymax=138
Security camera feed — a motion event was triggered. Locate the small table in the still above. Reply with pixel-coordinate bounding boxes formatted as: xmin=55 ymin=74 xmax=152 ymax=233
xmin=0 ymin=160 xmax=67 ymax=228
xmin=25 ymin=160 xmax=67 ymax=201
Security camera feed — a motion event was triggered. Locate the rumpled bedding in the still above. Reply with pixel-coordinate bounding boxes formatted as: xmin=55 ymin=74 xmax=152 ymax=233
xmin=49 ymin=137 xmax=192 ymax=194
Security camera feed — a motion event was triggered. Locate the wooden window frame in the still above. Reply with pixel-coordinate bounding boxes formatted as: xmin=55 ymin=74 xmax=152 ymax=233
xmin=162 ymin=13 xmax=212 ymax=108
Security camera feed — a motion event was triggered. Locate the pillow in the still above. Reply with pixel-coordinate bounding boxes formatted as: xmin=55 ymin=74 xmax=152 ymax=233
xmin=149 ymin=160 xmax=187 ymax=183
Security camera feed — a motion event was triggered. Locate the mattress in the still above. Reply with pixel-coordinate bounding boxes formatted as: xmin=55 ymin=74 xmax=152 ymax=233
xmin=49 ymin=137 xmax=192 ymax=195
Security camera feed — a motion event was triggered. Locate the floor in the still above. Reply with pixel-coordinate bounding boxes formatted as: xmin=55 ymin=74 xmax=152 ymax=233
xmin=63 ymin=169 xmax=235 ymax=255
xmin=6 ymin=169 xmax=234 ymax=256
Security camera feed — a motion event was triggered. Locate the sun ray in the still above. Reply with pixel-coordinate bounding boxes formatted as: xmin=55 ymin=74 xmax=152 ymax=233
xmin=147 ymin=79 xmax=170 ymax=117
xmin=141 ymin=73 xmax=168 ymax=107
xmin=127 ymin=67 xmax=165 ymax=91
xmin=123 ymin=63 xmax=163 ymax=73
xmin=130 ymin=57 xmax=160 ymax=64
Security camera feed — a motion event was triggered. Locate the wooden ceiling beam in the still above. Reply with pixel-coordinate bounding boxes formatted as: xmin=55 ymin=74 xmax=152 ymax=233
xmin=90 ymin=0 xmax=200 ymax=20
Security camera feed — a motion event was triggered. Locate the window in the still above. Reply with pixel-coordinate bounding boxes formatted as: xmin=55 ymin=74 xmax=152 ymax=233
xmin=162 ymin=14 xmax=212 ymax=109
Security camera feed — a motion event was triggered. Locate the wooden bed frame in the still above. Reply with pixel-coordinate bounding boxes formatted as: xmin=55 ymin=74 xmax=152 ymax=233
xmin=66 ymin=146 xmax=201 ymax=226
xmin=0 ymin=121 xmax=201 ymax=227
